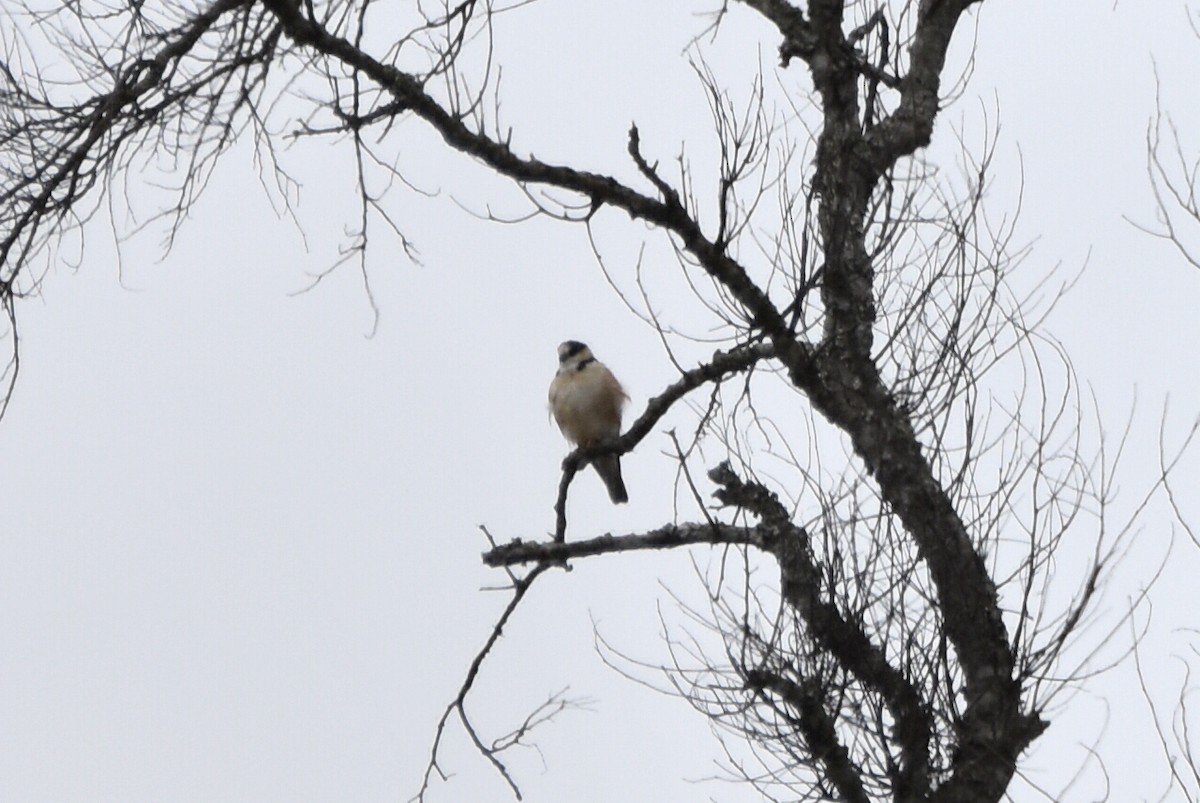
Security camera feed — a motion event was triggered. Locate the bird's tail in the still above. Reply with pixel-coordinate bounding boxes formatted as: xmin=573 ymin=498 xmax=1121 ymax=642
xmin=594 ymin=455 xmax=629 ymax=504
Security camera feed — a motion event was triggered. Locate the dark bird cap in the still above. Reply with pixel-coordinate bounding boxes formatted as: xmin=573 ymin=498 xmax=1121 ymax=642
xmin=559 ymin=340 xmax=588 ymax=358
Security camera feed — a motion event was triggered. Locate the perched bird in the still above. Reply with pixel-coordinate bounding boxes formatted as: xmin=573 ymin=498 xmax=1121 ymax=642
xmin=548 ymin=340 xmax=629 ymax=504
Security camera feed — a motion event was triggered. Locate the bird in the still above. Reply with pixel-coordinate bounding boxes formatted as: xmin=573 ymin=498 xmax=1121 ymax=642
xmin=548 ymin=340 xmax=629 ymax=504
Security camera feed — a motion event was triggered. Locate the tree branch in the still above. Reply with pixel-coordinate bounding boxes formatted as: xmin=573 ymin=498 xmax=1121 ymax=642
xmin=259 ymin=0 xmax=804 ymax=356
xmin=416 ymin=562 xmax=552 ymax=802
xmin=710 ymin=462 xmax=935 ymax=799
xmin=0 ymin=0 xmax=258 ymax=283
xmin=486 ymin=522 xmax=765 ymax=568
xmin=866 ymin=0 xmax=983 ymax=169
xmin=744 ymin=668 xmax=871 ymax=803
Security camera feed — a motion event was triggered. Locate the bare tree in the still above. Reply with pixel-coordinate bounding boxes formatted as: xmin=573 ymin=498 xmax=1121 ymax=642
xmin=1141 ymin=7 xmax=1200 ymax=272
xmin=1119 ymin=7 xmax=1200 ymax=800
xmin=0 ymin=2 xmax=1184 ymax=801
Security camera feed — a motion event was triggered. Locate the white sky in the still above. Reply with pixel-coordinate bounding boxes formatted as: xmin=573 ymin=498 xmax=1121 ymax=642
xmin=2 ymin=2 xmax=1200 ymax=802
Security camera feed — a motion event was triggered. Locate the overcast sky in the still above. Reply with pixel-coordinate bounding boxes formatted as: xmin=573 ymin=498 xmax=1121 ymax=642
xmin=2 ymin=2 xmax=1200 ymax=802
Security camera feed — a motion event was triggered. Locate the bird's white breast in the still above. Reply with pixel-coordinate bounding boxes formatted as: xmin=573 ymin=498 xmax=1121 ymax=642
xmin=550 ymin=365 xmax=623 ymax=446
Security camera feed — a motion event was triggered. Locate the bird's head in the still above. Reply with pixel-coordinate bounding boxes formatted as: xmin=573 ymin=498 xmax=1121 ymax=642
xmin=557 ymin=340 xmax=594 ymax=370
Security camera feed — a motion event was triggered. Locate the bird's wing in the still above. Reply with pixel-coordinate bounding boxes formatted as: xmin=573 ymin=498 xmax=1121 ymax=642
xmin=594 ymin=365 xmax=627 ymax=433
